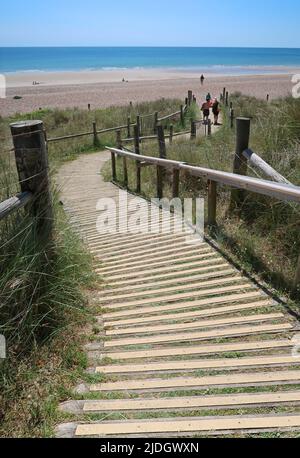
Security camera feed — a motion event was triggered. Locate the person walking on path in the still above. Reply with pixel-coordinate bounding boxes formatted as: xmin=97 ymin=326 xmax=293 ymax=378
xmin=201 ymin=99 xmax=211 ymax=123
xmin=212 ymin=98 xmax=220 ymax=125
xmin=206 ymin=92 xmax=212 ymax=102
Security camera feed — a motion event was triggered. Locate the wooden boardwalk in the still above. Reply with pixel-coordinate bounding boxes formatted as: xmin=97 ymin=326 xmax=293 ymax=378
xmin=56 ymin=151 xmax=300 ymax=438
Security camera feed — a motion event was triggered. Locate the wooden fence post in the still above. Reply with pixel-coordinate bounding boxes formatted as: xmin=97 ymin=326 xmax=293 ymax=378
xmin=185 ymin=97 xmax=188 ymax=106
xmin=169 ymin=124 xmax=174 ymax=144
xmin=153 ymin=112 xmax=158 ymax=134
xmin=225 ymin=91 xmax=229 ymax=107
xmin=134 ymin=124 xmax=141 ymax=193
xmin=157 ymin=125 xmax=167 ymax=159
xmin=230 ymin=117 xmax=251 ymax=211
xmin=10 ymin=120 xmax=53 ymax=238
xmin=207 ymin=119 xmax=212 ymax=136
xmin=136 ymin=115 xmax=141 ymax=137
xmin=116 ymin=130 xmax=128 ymax=187
xmin=207 ymin=180 xmax=217 ymax=227
xmin=88 ymin=103 xmax=91 ymax=111
xmin=267 ymin=94 xmax=270 ymax=102
xmin=93 ymin=121 xmax=99 ymax=147
xmin=172 ymin=168 xmax=180 ymax=199
xmin=157 ymin=125 xmax=166 ymax=199
xmin=230 ymin=109 xmax=235 ymax=129
xmin=191 ymin=120 xmax=197 ymax=140
xmin=188 ymin=90 xmax=193 ymax=106
xmin=223 ymin=87 xmax=226 ymax=103
xmin=116 ymin=130 xmax=122 ymax=149
xmin=180 ymin=105 xmax=184 ymax=125
xmin=127 ymin=117 xmax=131 ymax=138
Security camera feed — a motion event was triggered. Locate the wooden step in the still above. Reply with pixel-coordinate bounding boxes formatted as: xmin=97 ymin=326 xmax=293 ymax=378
xmin=103 ymin=299 xmax=273 ymax=327
xmin=103 ymin=323 xmax=293 ymax=348
xmin=82 ymin=391 xmax=300 ymax=413
xmin=99 ymin=339 xmax=292 ymax=361
xmin=104 ymin=283 xmax=254 ymax=311
xmin=100 ymin=275 xmax=244 ymax=304
xmin=103 ymin=291 xmax=263 ymax=319
xmin=75 ymin=414 xmax=300 ymax=437
xmin=105 ymin=313 xmax=283 ymax=335
xmin=95 ymin=353 xmax=298 ymax=374
xmin=90 ymin=369 xmax=300 ymax=392
xmin=104 ymin=263 xmax=229 ymax=290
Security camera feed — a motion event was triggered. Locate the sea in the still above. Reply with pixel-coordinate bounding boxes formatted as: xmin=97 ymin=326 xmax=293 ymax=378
xmin=1 ymin=47 xmax=300 ymax=74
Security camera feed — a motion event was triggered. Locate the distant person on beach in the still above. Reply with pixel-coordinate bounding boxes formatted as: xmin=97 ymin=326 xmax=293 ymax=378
xmin=200 ymin=74 xmax=205 ymax=85
xmin=201 ymin=100 xmax=211 ymax=123
xmin=212 ymin=98 xmax=220 ymax=125
xmin=206 ymin=92 xmax=212 ymax=102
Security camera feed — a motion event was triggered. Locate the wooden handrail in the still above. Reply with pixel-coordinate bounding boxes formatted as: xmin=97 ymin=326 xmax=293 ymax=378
xmin=106 ymin=147 xmax=300 ymax=204
xmin=157 ymin=110 xmax=181 ymax=122
xmin=0 ymin=192 xmax=34 ymax=221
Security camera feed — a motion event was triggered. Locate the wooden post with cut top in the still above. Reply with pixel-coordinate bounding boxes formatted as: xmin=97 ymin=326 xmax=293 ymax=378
xmin=223 ymin=87 xmax=226 ymax=103
xmin=153 ymin=112 xmax=158 ymax=134
xmin=225 ymin=91 xmax=229 ymax=107
xmin=127 ymin=117 xmax=131 ymax=138
xmin=230 ymin=117 xmax=251 ymax=211
xmin=156 ymin=125 xmax=166 ymax=199
xmin=180 ymin=105 xmax=184 ymax=125
xmin=93 ymin=121 xmax=100 ymax=147
xmin=116 ymin=130 xmax=128 ymax=188
xmin=207 ymin=119 xmax=212 ymax=136
xmin=191 ymin=120 xmax=197 ymax=140
xmin=169 ymin=124 xmax=174 ymax=144
xmin=10 ymin=120 xmax=53 ymax=239
xmin=134 ymin=124 xmax=141 ymax=193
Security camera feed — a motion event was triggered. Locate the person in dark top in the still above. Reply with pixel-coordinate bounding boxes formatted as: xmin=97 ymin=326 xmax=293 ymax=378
xmin=212 ymin=98 xmax=220 ymax=125
xmin=200 ymin=74 xmax=205 ymax=85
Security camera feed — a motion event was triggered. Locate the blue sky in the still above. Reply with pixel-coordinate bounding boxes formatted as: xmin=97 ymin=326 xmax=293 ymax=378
xmin=1 ymin=0 xmax=300 ymax=47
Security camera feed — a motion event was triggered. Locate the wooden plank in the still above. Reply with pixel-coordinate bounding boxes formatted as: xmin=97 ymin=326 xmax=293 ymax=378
xmin=83 ymin=391 xmax=300 ymax=413
xmin=98 ymin=252 xmax=218 ymax=275
xmin=104 ymin=264 xmax=230 ymax=292
xmin=92 ymin=233 xmax=192 ymax=255
xmin=105 ymin=313 xmax=283 ymax=336
xmin=103 ymin=291 xmax=263 ymax=319
xmin=96 ymin=353 xmax=297 ymax=374
xmin=100 ymin=274 xmax=242 ymax=304
xmin=96 ymin=244 xmax=212 ymax=266
xmin=75 ymin=414 xmax=300 ymax=436
xmin=104 ymin=283 xmax=254 ymax=310
xmin=103 ymin=299 xmax=272 ymax=328
xmin=100 ymin=339 xmax=292 ymax=361
xmin=90 ymin=370 xmax=300 ymax=392
xmin=103 ymin=258 xmax=227 ymax=282
xmin=103 ymin=323 xmax=293 ymax=348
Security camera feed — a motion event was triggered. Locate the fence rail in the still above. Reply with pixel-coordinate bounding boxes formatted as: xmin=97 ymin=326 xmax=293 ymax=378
xmin=47 ymin=96 xmax=191 ymax=145
xmin=106 ymin=115 xmax=300 ymax=287
xmin=0 ymin=192 xmax=33 ymax=221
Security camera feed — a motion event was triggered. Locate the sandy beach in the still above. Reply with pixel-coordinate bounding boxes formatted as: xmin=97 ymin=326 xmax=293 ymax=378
xmin=0 ymin=68 xmax=298 ymax=116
